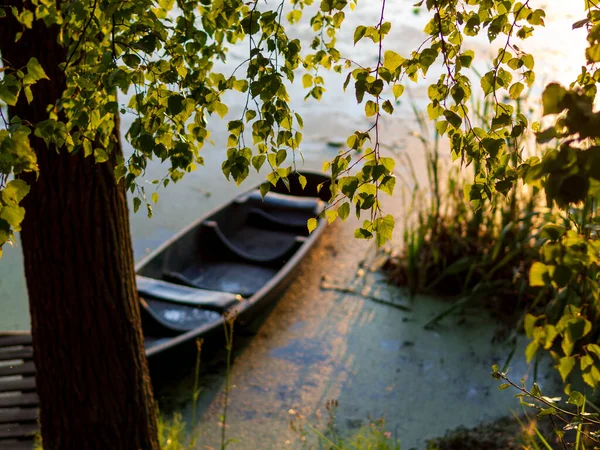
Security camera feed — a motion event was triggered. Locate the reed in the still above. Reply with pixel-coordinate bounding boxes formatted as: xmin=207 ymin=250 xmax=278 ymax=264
xmin=383 ymin=92 xmax=546 ymax=327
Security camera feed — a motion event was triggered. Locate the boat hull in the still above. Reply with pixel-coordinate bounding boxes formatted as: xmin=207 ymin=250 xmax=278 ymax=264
xmin=137 ymin=171 xmax=331 ymax=360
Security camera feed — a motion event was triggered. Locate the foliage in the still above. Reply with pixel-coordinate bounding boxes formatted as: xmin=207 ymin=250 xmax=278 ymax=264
xmin=0 ymin=0 xmax=568 ymax=254
xmin=492 ymin=365 xmax=600 ymax=449
xmin=0 ymin=0 xmax=396 ymax=252
xmin=0 ymin=0 xmax=594 ymax=250
xmin=391 ymin=96 xmax=600 ymax=387
xmin=374 ymin=0 xmax=600 ymax=391
xmin=290 ymin=400 xmax=401 ymax=450
xmin=158 ymin=413 xmax=187 ymax=450
xmin=384 ymin=96 xmax=542 ymax=318
xmin=35 ymin=413 xmax=189 ymax=450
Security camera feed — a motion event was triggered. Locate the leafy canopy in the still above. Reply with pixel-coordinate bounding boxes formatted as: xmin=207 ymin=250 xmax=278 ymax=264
xmin=0 ymin=0 xmax=555 ymax=254
xmin=0 ymin=1 xmax=596 ymax=286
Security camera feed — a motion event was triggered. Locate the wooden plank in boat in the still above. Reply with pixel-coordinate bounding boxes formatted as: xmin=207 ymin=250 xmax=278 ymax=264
xmin=0 ymin=423 xmax=37 ymax=439
xmin=0 ymin=336 xmax=32 ymax=349
xmin=0 ymin=394 xmax=39 ymax=408
xmin=0 ymin=348 xmax=33 ymax=362
xmin=137 ymin=275 xmax=242 ymax=310
xmin=0 ymin=439 xmax=34 ymax=450
xmin=0 ymin=378 xmax=36 ymax=393
xmin=0 ymin=408 xmax=38 ymax=424
xmin=0 ymin=362 xmax=35 ymax=377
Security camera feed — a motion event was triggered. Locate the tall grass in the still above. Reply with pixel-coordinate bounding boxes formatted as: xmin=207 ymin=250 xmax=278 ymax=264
xmin=383 ymin=94 xmax=548 ymax=326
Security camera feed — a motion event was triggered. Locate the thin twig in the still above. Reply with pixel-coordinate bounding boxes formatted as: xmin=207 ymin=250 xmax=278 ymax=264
xmin=320 ymin=281 xmax=411 ymax=312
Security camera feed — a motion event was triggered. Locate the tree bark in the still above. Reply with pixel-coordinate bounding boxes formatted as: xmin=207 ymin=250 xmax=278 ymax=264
xmin=0 ymin=4 xmax=160 ymax=449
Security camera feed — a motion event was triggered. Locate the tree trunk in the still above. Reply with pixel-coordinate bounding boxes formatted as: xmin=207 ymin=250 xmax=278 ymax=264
xmin=0 ymin=4 xmax=160 ymax=449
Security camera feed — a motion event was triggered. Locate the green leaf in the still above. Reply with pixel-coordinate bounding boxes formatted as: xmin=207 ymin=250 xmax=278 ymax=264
xmin=558 ymin=356 xmax=576 ymax=382
xmin=276 ymin=149 xmax=287 ymax=166
xmin=540 ymin=224 xmax=565 ymax=240
xmin=338 ymin=202 xmax=350 ymax=221
xmin=581 ymin=354 xmax=594 ymax=371
xmin=214 ymin=102 xmax=228 ymax=119
xmin=167 ymin=95 xmax=185 ymax=116
xmin=524 ymin=314 xmax=539 ymax=338
xmin=354 ymin=227 xmax=373 ymax=239
xmin=298 ymin=174 xmax=307 ymax=190
xmin=302 ymin=73 xmax=313 ymax=89
xmin=252 ymin=155 xmax=265 ymax=172
xmin=133 ymin=197 xmax=142 ymax=213
xmin=259 ymin=182 xmax=270 ymax=199
xmin=480 ymin=71 xmax=495 ymax=96
xmin=587 ymin=43 xmax=600 ymax=63
xmin=17 ymin=10 xmax=33 ymax=29
xmin=382 ymin=100 xmax=394 ymax=115
xmin=443 ymin=110 xmax=462 ymax=129
xmin=509 ymin=82 xmax=524 ymax=100
xmin=525 ymin=340 xmax=539 ymax=363
xmin=567 ymin=391 xmax=585 ymax=407
xmin=0 ymin=205 xmax=25 ymax=228
xmin=122 ymin=54 xmax=141 ymax=68
xmin=24 ymin=86 xmax=33 ymax=104
xmin=383 ymin=50 xmax=405 ymax=72
xmin=538 ymin=407 xmax=557 ymax=417
xmin=521 ymin=54 xmax=534 ymax=70
xmin=587 ymin=343 xmax=600 ymax=359
xmin=232 ymin=79 xmax=248 ymax=93
xmin=94 ymin=148 xmax=109 ymax=163
xmin=1 ymin=180 xmax=30 ymax=206
xmin=529 ymin=261 xmax=549 ymax=287
xmin=375 ymin=214 xmax=394 ymax=247
xmin=26 ymin=57 xmax=49 ymax=82
xmin=380 ymin=157 xmax=395 ymax=172
xmin=354 ymin=25 xmax=367 ymax=44
xmin=458 ymin=50 xmax=474 ymax=68
xmin=325 ymin=209 xmax=338 ymax=224
xmin=380 ymin=175 xmax=395 ymax=195
xmin=392 ymin=84 xmax=404 ymax=99
xmin=307 ymin=217 xmax=318 ymax=233
xmin=365 ymin=100 xmax=378 ymax=117
xmin=542 ymin=83 xmax=567 ymax=116
xmin=0 ymin=75 xmax=21 ymax=106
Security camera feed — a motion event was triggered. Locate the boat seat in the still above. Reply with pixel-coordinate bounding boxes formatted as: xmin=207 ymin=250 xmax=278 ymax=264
xmin=139 ymin=297 xmax=223 ymax=336
xmin=246 ymin=208 xmax=312 ymax=233
xmin=165 ymin=262 xmax=278 ymax=298
xmin=201 ymin=220 xmax=306 ymax=265
xmin=236 ymin=190 xmax=323 ymax=215
xmin=136 ymin=275 xmax=242 ymax=312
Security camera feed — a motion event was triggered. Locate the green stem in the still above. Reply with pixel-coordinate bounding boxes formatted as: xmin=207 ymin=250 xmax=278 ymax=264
xmin=189 ymin=338 xmax=203 ymax=449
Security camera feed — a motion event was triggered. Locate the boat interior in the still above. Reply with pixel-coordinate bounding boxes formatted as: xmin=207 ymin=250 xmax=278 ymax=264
xmin=138 ymin=173 xmax=331 ymax=344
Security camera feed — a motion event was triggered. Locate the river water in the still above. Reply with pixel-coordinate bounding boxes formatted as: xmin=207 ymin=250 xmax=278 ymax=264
xmin=0 ymin=1 xmax=588 ymax=448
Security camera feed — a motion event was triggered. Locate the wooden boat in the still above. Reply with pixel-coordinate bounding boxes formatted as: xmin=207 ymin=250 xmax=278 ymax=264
xmin=0 ymin=171 xmax=331 ymax=447
xmin=138 ymin=171 xmax=331 ymax=358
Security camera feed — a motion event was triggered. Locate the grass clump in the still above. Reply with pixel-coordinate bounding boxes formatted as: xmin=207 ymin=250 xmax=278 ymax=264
xmin=383 ymin=99 xmax=544 ymax=327
xmin=158 ymin=413 xmax=187 ymax=450
xmin=290 ymin=400 xmax=401 ymax=449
